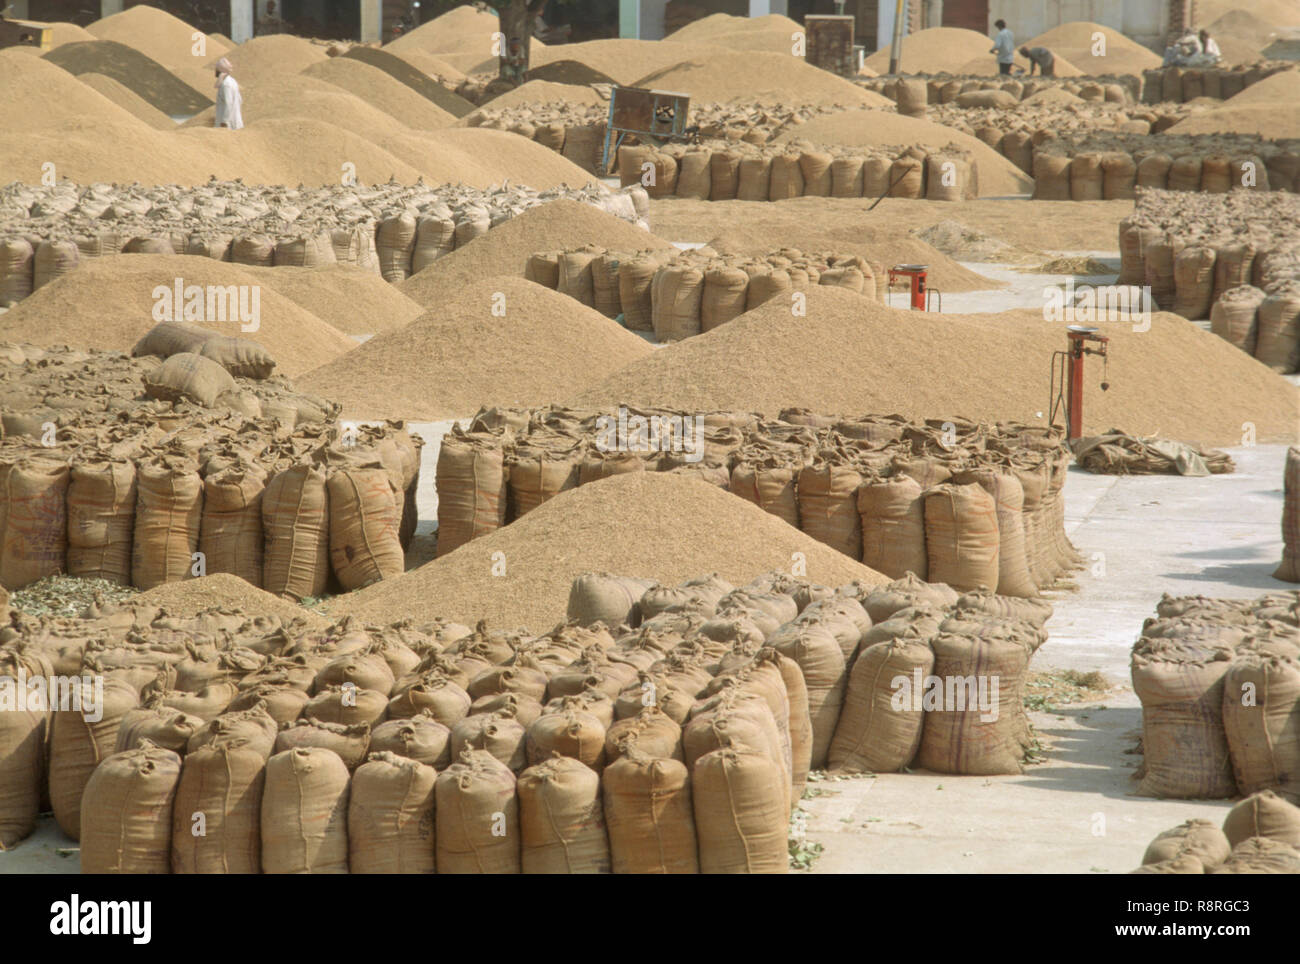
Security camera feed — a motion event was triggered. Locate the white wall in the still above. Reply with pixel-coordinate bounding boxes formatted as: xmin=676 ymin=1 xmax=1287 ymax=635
xmin=988 ymin=0 xmax=1165 ymax=46
xmin=231 ymin=0 xmax=254 ymax=43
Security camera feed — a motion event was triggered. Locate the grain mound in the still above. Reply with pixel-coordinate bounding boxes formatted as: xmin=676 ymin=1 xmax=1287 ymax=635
xmin=132 ymin=573 xmax=329 ymax=627
xmin=772 ymin=109 xmax=1032 ymax=196
xmin=340 ymin=46 xmax=476 ymax=117
xmin=236 ymin=264 xmax=424 ymax=336
xmin=1167 ymin=103 xmax=1300 ymax=138
xmin=863 ymin=26 xmax=993 ymax=74
xmin=399 ymin=198 xmax=672 ymax=306
xmin=568 ymin=285 xmax=1300 ymax=446
xmin=43 ymin=39 xmax=212 ymax=116
xmin=387 ymin=4 xmax=532 ymax=55
xmin=210 ymin=34 xmax=328 ymax=85
xmin=77 ymin=71 xmax=177 ymax=128
xmin=0 ymin=49 xmax=154 ymax=132
xmin=299 ymin=275 xmax=653 ymax=419
xmin=1223 ymin=68 xmax=1300 ymax=105
xmin=383 ymin=47 xmax=469 ymax=82
xmin=399 ymin=127 xmax=601 ymax=187
xmin=667 ymin=13 xmax=804 ymax=54
xmin=33 ymin=21 xmax=97 ymax=47
xmin=1206 ymin=9 xmax=1282 ymax=63
xmin=1199 ymin=0 xmax=1300 ymax=30
xmin=302 ymin=57 xmax=455 ymax=129
xmin=1026 ymin=22 xmax=1161 ymax=75
xmin=0 ymin=254 xmax=356 ymax=377
xmin=529 ymin=38 xmax=722 ymax=86
xmin=634 ymin=50 xmax=890 ymax=106
xmin=476 ymin=79 xmax=607 ymax=111
xmin=87 ymin=4 xmax=230 ymax=69
xmin=525 ymin=60 xmax=618 ymax=86
xmin=1022 ymin=86 xmax=1085 ymax=106
xmin=333 ymin=471 xmax=887 ymax=627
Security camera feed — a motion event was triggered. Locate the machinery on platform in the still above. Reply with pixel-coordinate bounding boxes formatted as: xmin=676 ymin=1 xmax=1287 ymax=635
xmin=599 ymin=85 xmax=696 ymax=176
xmin=0 ymin=14 xmax=51 ymax=51
xmin=887 ymin=264 xmax=940 ymax=311
xmin=1049 ymin=325 xmax=1111 ymax=440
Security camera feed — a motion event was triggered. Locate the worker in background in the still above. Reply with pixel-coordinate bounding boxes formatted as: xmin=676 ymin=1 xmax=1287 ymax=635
xmin=1199 ymin=29 xmax=1222 ymax=60
xmin=990 ymin=19 xmax=1015 ymax=75
xmin=213 ymin=57 xmax=243 ymax=130
xmin=1018 ymin=45 xmax=1055 ymax=76
xmin=1163 ymin=28 xmax=1200 ymax=65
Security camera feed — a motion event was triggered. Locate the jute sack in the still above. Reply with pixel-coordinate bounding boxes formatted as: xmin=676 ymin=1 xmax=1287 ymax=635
xmin=48 ymin=675 xmax=139 ymax=839
xmin=1254 ymin=282 xmax=1300 ymax=373
xmin=1142 ymin=819 xmax=1231 ymax=869
xmin=454 ymin=210 xmax=490 ymax=247
xmin=435 ymin=748 xmax=520 ymax=873
xmin=1222 ymin=654 xmax=1300 ymax=798
xmin=262 ymin=463 xmax=329 ymax=601
xmin=646 ymin=151 xmax=678 ymax=197
xmin=745 ymin=266 xmax=791 ymax=309
xmin=888 ymin=155 xmax=925 ymax=198
xmin=1211 ymin=242 xmax=1257 ymax=306
xmin=768 ymin=155 xmax=804 ymax=200
xmin=603 ymin=748 xmax=698 ymax=873
xmin=829 ymin=156 xmax=864 ymax=197
xmin=737 ymin=155 xmax=772 ymax=200
xmin=0 ymin=686 xmax=44 ymax=849
xmin=1069 ymin=152 xmax=1104 ymax=201
xmin=579 ymin=449 xmax=646 ymax=486
xmin=199 ymin=463 xmax=264 ymax=587
xmin=435 ymin=428 xmax=506 ymax=557
xmin=376 ymin=212 xmax=417 ymax=282
xmin=683 ymin=690 xmax=789 ymax=812
xmin=709 ymin=151 xmax=742 ymax=201
xmin=533 ymin=123 xmax=565 ymax=152
xmin=412 ymin=214 xmax=456 ymax=273
xmin=617 ymin=144 xmax=652 ymax=188
xmin=895 ymin=78 xmax=927 ymax=117
xmin=525 ymin=251 xmax=560 ymax=288
xmin=327 ymin=466 xmax=403 ymax=591
xmin=132 ymin=456 xmax=202 ymax=591
xmin=857 ymin=474 xmax=928 ymax=580
xmin=389 ymin=674 xmax=472 ymax=727
xmin=676 ymin=152 xmax=712 ymax=200
xmin=261 ymin=747 xmax=350 ymax=873
xmin=451 ymin=710 xmax=528 ymax=772
xmin=561 ymin=124 xmax=603 ymax=173
xmin=526 ymin=706 xmax=607 ymax=773
xmin=0 ymin=238 xmax=34 ymax=306
xmin=1212 ymin=837 xmax=1300 ymax=873
xmin=116 ymin=707 xmax=203 ymax=754
xmin=507 ymin=448 xmax=581 ymax=519
xmin=1200 ymin=154 xmax=1232 ymax=193
xmin=1172 ymin=245 xmax=1217 ymax=320
xmin=273 ymin=232 xmax=336 ymax=267
xmin=861 ymin=154 xmax=893 ymax=196
xmin=1144 ymin=237 xmax=1179 ymax=311
xmin=348 ymin=751 xmax=437 ymax=874
xmin=230 ymin=235 xmax=274 ymax=266
xmin=771 ymin=624 xmax=846 ymax=769
xmin=651 ymin=264 xmax=705 ymax=342
xmin=144 ymin=352 xmax=236 ymax=407
xmin=518 ymin=755 xmax=610 ymax=873
xmin=32 ymin=240 xmax=78 ymax=289
xmin=186 ymin=706 xmax=278 ymax=759
xmin=925 ymin=154 xmax=969 ymax=202
xmin=80 ymin=742 xmax=181 ymax=873
xmin=1132 ymin=637 xmax=1236 ymax=799
xmin=1101 ymin=151 xmax=1137 ymax=199
xmin=605 ymin=705 xmax=683 ymax=763
xmin=566 ymin=571 xmax=657 ymax=628
xmin=701 ymin=265 xmax=750 ymax=332
xmin=66 ymin=458 xmax=136 ymax=585
xmin=797 ymin=461 xmax=864 ymax=559
xmin=1232 ymin=155 xmax=1269 ymax=191
xmin=171 ymin=743 xmax=265 ymax=873
xmin=1222 ymin=791 xmax=1300 ymax=848
xmin=924 ymin=483 xmax=1000 ymax=592
xmin=1210 ymin=286 xmax=1265 ymax=355
xmin=1276 ymin=447 xmax=1300 ymax=582
xmin=955 ymin=468 xmax=1036 ymax=598
xmin=1000 ymin=132 xmax=1033 ymax=175
xmin=330 ymin=224 xmax=380 ymax=273
xmin=798 ymin=152 xmax=833 ymax=196
xmin=369 ymin=713 xmax=452 ymax=769
xmin=1032 ymin=154 xmax=1072 ymax=200
xmin=591 ymin=253 xmax=622 ymax=318
xmin=557 ymin=245 xmax=602 ymax=307
xmin=1168 ymin=155 xmax=1203 ymax=192
xmin=274 ymin=719 xmax=371 ymax=770
xmin=692 ymin=746 xmax=788 ymax=873
xmin=0 ymin=456 xmax=69 ymax=590
xmin=829 ymin=629 xmax=935 ymax=773
xmin=730 ymin=457 xmax=799 ymax=529
xmin=304 ymin=684 xmax=388 ymax=729
xmin=617 ymin=255 xmax=660 ymax=332
xmin=916 ymin=632 xmax=1029 ymax=775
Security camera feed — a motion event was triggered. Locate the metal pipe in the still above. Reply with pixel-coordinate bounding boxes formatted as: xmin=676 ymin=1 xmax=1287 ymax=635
xmin=888 ymin=0 xmax=906 ymax=74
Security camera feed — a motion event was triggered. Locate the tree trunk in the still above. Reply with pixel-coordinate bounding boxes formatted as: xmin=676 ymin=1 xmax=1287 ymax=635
xmin=497 ymin=0 xmax=532 ymax=86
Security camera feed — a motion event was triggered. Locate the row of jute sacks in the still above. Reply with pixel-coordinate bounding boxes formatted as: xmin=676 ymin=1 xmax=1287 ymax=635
xmin=1028 ymin=150 xmax=1290 ymax=201
xmin=1280 ymin=448 xmax=1300 ymax=584
xmin=613 ymin=143 xmax=979 ymax=203
xmin=0 ymin=419 xmax=422 ymax=596
xmin=0 ymin=566 xmax=1049 ymax=870
xmin=860 ymin=74 xmax=1137 ymax=111
xmin=1133 ymin=793 xmax=1300 ymax=873
xmin=0 ymin=190 xmax=651 ymax=306
xmin=1130 ymin=590 xmax=1300 ymax=802
xmin=525 ymin=246 xmax=887 ymax=341
xmin=435 ymin=407 xmax=1080 ymax=598
xmin=1139 ymin=62 xmax=1298 ymax=104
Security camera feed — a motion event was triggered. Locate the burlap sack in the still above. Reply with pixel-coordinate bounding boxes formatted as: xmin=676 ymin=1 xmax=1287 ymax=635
xmin=1142 ymin=818 xmax=1231 ymax=869
xmin=435 ymin=749 xmax=520 ymax=873
xmin=857 ymin=474 xmax=927 ymax=581
xmin=131 ymin=455 xmax=202 ymax=591
xmin=1222 ymin=653 xmax=1300 ymax=798
xmin=798 ymin=152 xmax=833 ymax=196
xmin=32 ymin=239 xmax=78 ymax=289
xmin=829 ymin=630 xmax=935 ymax=774
xmin=517 ymin=755 xmax=610 ymax=873
xmin=1032 ymin=154 xmax=1072 ymax=200
xmin=1223 ymin=791 xmax=1300 ymax=848
xmin=261 ymin=747 xmax=350 ymax=873
xmin=730 ymin=457 xmax=799 ymax=529
xmin=924 ymin=483 xmax=1000 ymax=593
xmin=48 ymin=677 xmax=139 ymax=840
xmin=701 ymin=265 xmax=750 ymax=332
xmin=557 ymin=245 xmax=602 ymax=307
xmin=262 ymin=463 xmax=330 ymax=600
xmin=0 ymin=688 xmax=44 ymax=850
xmin=651 ymin=264 xmax=705 ymax=342
xmin=797 ymin=461 xmax=863 ymax=559
xmin=676 ymin=152 xmax=712 ymax=200
xmin=347 ymin=751 xmax=437 ymax=873
xmin=0 ymin=238 xmax=34 ymax=307
xmin=171 ymin=743 xmax=265 ymax=873
xmin=603 ymin=749 xmax=698 ymax=873
xmin=376 ymin=211 xmax=417 ymax=283
xmin=737 ymin=155 xmax=773 ymax=201
xmin=1255 ymin=282 xmax=1300 ymax=373
xmin=1172 ymin=245 xmax=1217 ymax=320
xmin=768 ymin=154 xmax=804 ymax=200
xmin=327 ymin=465 xmax=403 ymax=591
xmin=1276 ymin=447 xmax=1300 ymax=582
xmin=80 ymin=742 xmax=181 ymax=873
xmin=692 ymin=746 xmax=788 ymax=874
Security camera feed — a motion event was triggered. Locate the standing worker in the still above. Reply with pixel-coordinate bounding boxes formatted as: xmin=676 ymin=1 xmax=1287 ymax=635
xmin=213 ymin=56 xmax=243 ymax=130
xmin=990 ymin=19 xmax=1015 ymax=75
xmin=1018 ymin=45 xmax=1055 ymax=76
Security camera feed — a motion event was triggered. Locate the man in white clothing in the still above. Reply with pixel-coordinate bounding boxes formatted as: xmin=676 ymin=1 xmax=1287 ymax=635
xmin=989 ymin=19 xmax=1014 ymax=75
xmin=214 ymin=57 xmax=243 ymax=130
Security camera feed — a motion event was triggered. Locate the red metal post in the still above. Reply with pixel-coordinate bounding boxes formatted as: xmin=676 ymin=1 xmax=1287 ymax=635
xmin=1067 ymin=334 xmax=1086 ymax=440
xmin=910 ymin=270 xmax=927 ymax=310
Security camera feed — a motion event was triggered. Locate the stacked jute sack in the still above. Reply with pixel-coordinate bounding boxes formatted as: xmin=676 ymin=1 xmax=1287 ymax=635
xmin=1130 ymin=590 xmax=1300 ymax=802
xmin=0 ymin=350 xmax=421 ymax=597
xmin=525 ymin=245 xmax=887 ymax=340
xmin=0 ymin=180 xmax=649 ymax=307
xmin=930 ymin=102 xmax=1201 ymax=145
xmin=1133 ymin=792 xmax=1300 ymax=873
xmin=1029 ymin=138 xmax=1299 ymax=201
xmin=0 ymin=565 xmax=1049 ymax=870
xmin=860 ymin=74 xmax=1137 ymax=112
xmin=1139 ymin=62 xmax=1298 ymax=104
xmin=614 ymin=140 xmax=979 ymax=203
xmin=1118 ymin=188 xmax=1300 ymax=370
xmin=436 ymin=406 xmax=1081 ymax=598
xmin=1278 ymin=447 xmax=1300 ymax=584
xmin=462 ymin=101 xmax=851 ymax=167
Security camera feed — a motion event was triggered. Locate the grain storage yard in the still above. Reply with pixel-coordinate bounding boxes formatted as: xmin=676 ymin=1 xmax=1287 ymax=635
xmin=0 ymin=0 xmax=1299 ymax=905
